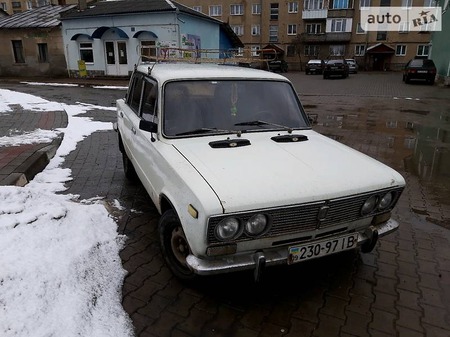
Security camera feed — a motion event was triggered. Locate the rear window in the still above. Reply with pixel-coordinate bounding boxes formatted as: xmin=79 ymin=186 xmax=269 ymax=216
xmin=410 ymin=59 xmax=435 ymax=68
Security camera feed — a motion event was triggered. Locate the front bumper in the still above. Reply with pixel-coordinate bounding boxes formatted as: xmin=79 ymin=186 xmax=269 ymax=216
xmin=186 ymin=219 xmax=398 ymax=277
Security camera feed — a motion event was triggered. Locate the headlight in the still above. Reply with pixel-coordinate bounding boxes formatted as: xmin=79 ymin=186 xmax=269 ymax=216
xmin=378 ymin=192 xmax=393 ymax=210
xmin=215 ymin=217 xmax=241 ymax=241
xmin=245 ymin=214 xmax=269 ymax=236
xmin=361 ymin=195 xmax=378 ymax=215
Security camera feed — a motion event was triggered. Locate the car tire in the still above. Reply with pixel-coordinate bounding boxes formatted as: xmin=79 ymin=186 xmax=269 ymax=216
xmin=428 ymin=79 xmax=435 ymax=85
xmin=122 ymin=151 xmax=138 ymax=181
xmin=323 ymin=74 xmax=328 ymax=79
xmin=159 ymin=209 xmax=196 ymax=280
xmin=405 ymin=76 xmax=410 ymax=84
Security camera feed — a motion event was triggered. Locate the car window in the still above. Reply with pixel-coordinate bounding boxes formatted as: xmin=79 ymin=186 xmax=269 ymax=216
xmin=141 ymin=80 xmax=157 ymax=121
xmin=127 ymin=72 xmax=144 ymax=115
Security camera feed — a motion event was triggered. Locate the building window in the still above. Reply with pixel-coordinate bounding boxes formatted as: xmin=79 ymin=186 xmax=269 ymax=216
xmin=287 ymin=45 xmax=296 ymax=56
xmin=37 ymin=43 xmax=48 ymax=63
xmin=355 ymin=44 xmax=365 ymax=56
xmin=79 ymin=42 xmax=94 ymax=63
xmin=270 ymin=3 xmax=279 ymax=20
xmin=330 ymin=45 xmax=345 ymax=56
xmin=304 ymin=45 xmax=320 ymax=56
xmin=230 ymin=4 xmax=244 ymax=15
xmin=399 ymin=22 xmax=409 ymax=33
xmin=288 ymin=2 xmax=298 ymax=12
xmin=12 ymin=1 xmax=21 ymax=8
xmin=26 ymin=1 xmax=32 ymax=9
xmin=306 ymin=23 xmax=322 ymax=33
xmin=251 ymin=24 xmax=261 ymax=35
xmin=287 ymin=24 xmax=297 ymax=35
xmin=401 ymin=0 xmax=412 ymax=7
xmin=332 ymin=0 xmax=350 ymax=9
xmin=269 ymin=25 xmax=279 ymax=42
xmin=356 ymin=23 xmax=366 ymax=33
xmin=424 ymin=0 xmax=435 ymax=6
xmin=395 ymin=45 xmax=406 ymax=56
xmin=209 ymin=5 xmax=222 ymax=16
xmin=252 ymin=3 xmax=261 ymax=14
xmin=12 ymin=40 xmax=25 ymax=63
xmin=360 ymin=0 xmax=370 ymax=7
xmin=376 ymin=31 xmax=387 ymax=40
xmin=417 ymin=44 xmax=429 ymax=56
xmin=380 ymin=0 xmax=390 ymax=6
xmin=331 ymin=19 xmax=347 ymax=32
xmin=192 ymin=6 xmax=202 ymax=12
xmin=141 ymin=41 xmax=156 ymax=57
xmin=305 ymin=0 xmax=324 ymax=10
xmin=251 ymin=45 xmax=261 ymax=56
xmin=1 ymin=2 xmax=6 ymax=10
xmin=232 ymin=25 xmax=244 ymax=36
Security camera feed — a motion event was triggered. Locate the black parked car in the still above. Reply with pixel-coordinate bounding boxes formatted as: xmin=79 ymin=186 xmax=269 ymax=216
xmin=323 ymin=59 xmax=349 ymax=79
xmin=268 ymin=59 xmax=289 ymax=73
xmin=403 ymin=59 xmax=436 ymax=85
xmin=305 ymin=59 xmax=325 ymax=74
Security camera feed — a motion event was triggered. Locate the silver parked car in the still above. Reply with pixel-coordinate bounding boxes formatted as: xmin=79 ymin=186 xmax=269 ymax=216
xmin=345 ymin=59 xmax=359 ymax=73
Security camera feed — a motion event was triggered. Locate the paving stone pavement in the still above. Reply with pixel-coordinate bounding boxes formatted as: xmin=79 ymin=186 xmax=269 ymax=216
xmin=1 ymin=73 xmax=449 ymax=337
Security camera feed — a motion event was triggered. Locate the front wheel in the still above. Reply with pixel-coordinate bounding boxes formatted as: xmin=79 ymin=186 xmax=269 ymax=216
xmin=159 ymin=210 xmax=196 ymax=280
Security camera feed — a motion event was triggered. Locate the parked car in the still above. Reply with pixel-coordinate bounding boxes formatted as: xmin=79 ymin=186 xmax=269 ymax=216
xmin=403 ymin=59 xmax=436 ymax=85
xmin=323 ymin=59 xmax=349 ymax=79
xmin=268 ymin=59 xmax=288 ymax=73
xmin=116 ymin=59 xmax=405 ymax=281
xmin=345 ymin=59 xmax=359 ymax=73
xmin=305 ymin=59 xmax=325 ymax=74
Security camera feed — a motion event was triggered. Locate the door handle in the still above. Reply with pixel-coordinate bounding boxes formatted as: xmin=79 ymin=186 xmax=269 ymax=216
xmin=119 ymin=110 xmax=124 ymax=118
xmin=131 ymin=127 xmax=136 ymax=135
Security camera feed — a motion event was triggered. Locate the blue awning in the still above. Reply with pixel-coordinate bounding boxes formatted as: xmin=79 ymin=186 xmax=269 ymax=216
xmin=91 ymin=26 xmax=129 ymax=39
xmin=133 ymin=30 xmax=158 ymax=39
xmin=70 ymin=33 xmax=93 ymax=41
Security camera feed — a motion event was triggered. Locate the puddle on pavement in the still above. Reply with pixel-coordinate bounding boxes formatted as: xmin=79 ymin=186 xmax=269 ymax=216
xmin=306 ymin=96 xmax=450 ymax=227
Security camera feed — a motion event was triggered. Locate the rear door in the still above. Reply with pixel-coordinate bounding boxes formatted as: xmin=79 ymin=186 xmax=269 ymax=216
xmin=118 ymin=72 xmax=144 ymax=160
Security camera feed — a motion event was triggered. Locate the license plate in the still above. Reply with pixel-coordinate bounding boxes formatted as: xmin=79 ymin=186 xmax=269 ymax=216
xmin=417 ymin=70 xmax=427 ymax=73
xmin=288 ymin=233 xmax=358 ymax=264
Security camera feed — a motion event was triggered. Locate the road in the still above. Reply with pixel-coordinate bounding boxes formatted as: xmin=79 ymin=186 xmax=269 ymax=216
xmin=2 ymin=72 xmax=449 ymax=337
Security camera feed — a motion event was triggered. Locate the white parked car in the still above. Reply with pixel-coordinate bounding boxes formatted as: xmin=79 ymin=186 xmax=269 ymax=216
xmin=116 ymin=61 xmax=405 ymax=281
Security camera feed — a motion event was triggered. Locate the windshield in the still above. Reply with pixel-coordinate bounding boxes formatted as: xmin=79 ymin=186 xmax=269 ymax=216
xmin=163 ymin=80 xmax=309 ymax=137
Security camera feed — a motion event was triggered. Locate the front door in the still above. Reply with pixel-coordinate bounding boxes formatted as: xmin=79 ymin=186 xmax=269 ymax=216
xmin=105 ymin=41 xmax=128 ymax=76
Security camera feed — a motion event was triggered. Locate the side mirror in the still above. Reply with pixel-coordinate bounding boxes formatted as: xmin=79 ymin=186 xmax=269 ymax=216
xmin=139 ymin=120 xmax=158 ymax=133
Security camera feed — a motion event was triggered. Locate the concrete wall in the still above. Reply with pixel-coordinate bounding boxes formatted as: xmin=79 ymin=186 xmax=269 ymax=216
xmin=0 ymin=27 xmax=67 ymax=77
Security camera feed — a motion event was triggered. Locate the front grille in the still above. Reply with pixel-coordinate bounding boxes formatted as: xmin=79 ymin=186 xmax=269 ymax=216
xmin=207 ymin=187 xmax=403 ymax=244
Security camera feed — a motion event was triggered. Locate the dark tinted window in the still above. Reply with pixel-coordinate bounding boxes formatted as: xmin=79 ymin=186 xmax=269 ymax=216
xmin=127 ymin=73 xmax=144 ymax=114
xmin=141 ymin=80 xmax=157 ymax=121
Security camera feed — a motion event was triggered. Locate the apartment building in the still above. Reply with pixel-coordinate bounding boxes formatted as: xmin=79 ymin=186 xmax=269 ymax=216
xmin=0 ymin=0 xmax=77 ymax=15
xmin=178 ymin=0 xmax=432 ymax=70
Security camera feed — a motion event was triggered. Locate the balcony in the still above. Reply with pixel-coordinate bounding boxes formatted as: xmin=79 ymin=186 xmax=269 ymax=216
xmin=300 ymin=32 xmax=351 ymax=43
xmin=327 ymin=9 xmax=354 ymax=18
xmin=302 ymin=9 xmax=328 ymax=19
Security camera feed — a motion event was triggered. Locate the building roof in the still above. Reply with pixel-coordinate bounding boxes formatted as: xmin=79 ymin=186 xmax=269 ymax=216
xmin=0 ymin=5 xmax=76 ymax=28
xmin=61 ymin=0 xmax=217 ymax=23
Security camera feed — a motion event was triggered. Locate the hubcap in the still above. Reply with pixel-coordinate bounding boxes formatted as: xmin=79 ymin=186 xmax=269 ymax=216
xmin=170 ymin=226 xmax=190 ymax=266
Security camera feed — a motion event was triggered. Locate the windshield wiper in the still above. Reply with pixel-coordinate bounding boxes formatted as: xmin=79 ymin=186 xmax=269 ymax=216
xmin=175 ymin=128 xmax=233 ymax=136
xmin=234 ymin=120 xmax=293 ymax=133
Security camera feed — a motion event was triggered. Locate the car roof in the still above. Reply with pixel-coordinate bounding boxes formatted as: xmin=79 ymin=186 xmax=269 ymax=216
xmin=135 ymin=62 xmax=288 ymax=83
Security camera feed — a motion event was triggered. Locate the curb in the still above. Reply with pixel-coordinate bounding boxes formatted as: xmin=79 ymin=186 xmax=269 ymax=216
xmin=0 ymin=137 xmax=62 ymax=187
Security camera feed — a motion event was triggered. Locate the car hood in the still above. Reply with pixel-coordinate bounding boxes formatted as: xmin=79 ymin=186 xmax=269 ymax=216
xmin=172 ymin=130 xmax=405 ymax=214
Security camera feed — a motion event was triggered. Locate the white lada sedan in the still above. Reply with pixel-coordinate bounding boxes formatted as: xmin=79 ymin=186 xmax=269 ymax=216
xmin=116 ymin=62 xmax=405 ymax=281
